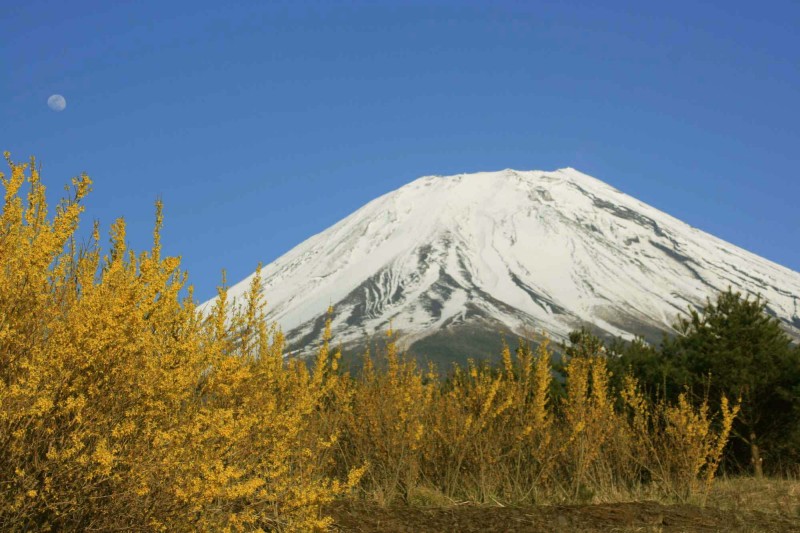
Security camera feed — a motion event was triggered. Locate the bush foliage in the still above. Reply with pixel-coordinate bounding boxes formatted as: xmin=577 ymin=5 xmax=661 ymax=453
xmin=0 ymin=156 xmax=361 ymax=531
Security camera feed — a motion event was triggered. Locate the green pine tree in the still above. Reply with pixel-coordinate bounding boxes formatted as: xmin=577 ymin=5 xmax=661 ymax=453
xmin=666 ymin=289 xmax=800 ymax=476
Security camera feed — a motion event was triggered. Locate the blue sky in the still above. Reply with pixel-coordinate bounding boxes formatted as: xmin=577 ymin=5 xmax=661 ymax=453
xmin=4 ymin=0 xmax=799 ymax=302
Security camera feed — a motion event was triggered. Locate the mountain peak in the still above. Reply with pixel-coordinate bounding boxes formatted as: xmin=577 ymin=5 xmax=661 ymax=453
xmin=206 ymin=168 xmax=800 ymax=360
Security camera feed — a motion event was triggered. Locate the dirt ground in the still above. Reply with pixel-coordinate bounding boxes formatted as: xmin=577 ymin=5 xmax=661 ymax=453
xmin=327 ymin=500 xmax=800 ymax=532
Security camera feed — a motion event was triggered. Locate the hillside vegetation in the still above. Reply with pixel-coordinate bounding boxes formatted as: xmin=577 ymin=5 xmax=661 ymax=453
xmin=1 ymin=157 xmax=796 ymax=531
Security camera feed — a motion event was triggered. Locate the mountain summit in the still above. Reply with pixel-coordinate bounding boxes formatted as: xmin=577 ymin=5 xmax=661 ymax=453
xmin=205 ymin=169 xmax=800 ymax=358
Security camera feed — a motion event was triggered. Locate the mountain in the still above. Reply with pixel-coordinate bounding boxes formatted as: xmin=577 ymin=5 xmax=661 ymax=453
xmin=202 ymin=168 xmax=800 ymax=362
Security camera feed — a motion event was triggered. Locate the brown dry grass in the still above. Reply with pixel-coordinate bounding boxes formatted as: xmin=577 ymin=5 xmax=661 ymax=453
xmin=328 ymin=500 xmax=799 ymax=532
xmin=328 ymin=477 xmax=800 ymax=532
xmin=705 ymin=476 xmax=800 ymax=518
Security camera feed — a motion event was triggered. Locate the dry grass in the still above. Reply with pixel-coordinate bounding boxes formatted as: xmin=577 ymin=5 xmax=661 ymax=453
xmin=705 ymin=476 xmax=800 ymax=517
xmin=328 ymin=477 xmax=800 ymax=531
xmin=328 ymin=496 xmax=800 ymax=532
xmin=328 ymin=477 xmax=800 ymax=533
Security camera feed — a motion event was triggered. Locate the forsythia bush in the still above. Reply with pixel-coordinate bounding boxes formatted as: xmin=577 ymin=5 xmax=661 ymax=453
xmin=1 ymin=155 xmax=741 ymax=530
xmin=331 ymin=334 xmax=738 ymax=506
xmin=0 ymin=156 xmax=359 ymax=531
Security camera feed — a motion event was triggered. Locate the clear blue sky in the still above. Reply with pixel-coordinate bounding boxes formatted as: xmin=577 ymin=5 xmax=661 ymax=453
xmin=4 ymin=0 xmax=799 ymax=302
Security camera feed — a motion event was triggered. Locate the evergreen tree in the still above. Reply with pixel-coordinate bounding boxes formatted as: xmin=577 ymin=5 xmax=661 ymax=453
xmin=563 ymin=328 xmax=606 ymax=359
xmin=667 ymin=289 xmax=800 ymax=476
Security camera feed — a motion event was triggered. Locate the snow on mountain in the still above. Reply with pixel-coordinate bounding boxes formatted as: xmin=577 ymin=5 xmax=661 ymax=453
xmin=202 ymin=168 xmax=800 ymax=356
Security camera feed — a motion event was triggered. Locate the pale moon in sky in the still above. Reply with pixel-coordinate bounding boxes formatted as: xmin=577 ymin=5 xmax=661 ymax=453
xmin=47 ymin=94 xmax=67 ymax=112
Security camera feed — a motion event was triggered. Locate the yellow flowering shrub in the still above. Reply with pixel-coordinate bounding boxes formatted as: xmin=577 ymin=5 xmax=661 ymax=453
xmin=331 ymin=336 xmax=738 ymax=506
xmin=0 ymin=156 xmax=357 ymax=531
xmin=337 ymin=329 xmax=431 ymax=504
xmin=559 ymin=351 xmax=616 ymax=500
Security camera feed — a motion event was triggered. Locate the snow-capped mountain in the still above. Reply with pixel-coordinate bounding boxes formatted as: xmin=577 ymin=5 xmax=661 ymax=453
xmin=203 ymin=169 xmax=800 ymax=358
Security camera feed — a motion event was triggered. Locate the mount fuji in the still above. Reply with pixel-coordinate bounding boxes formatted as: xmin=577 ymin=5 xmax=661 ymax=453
xmin=203 ymin=168 xmax=800 ymax=361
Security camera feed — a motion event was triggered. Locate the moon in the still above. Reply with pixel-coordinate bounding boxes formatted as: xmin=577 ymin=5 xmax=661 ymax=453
xmin=47 ymin=94 xmax=66 ymax=112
